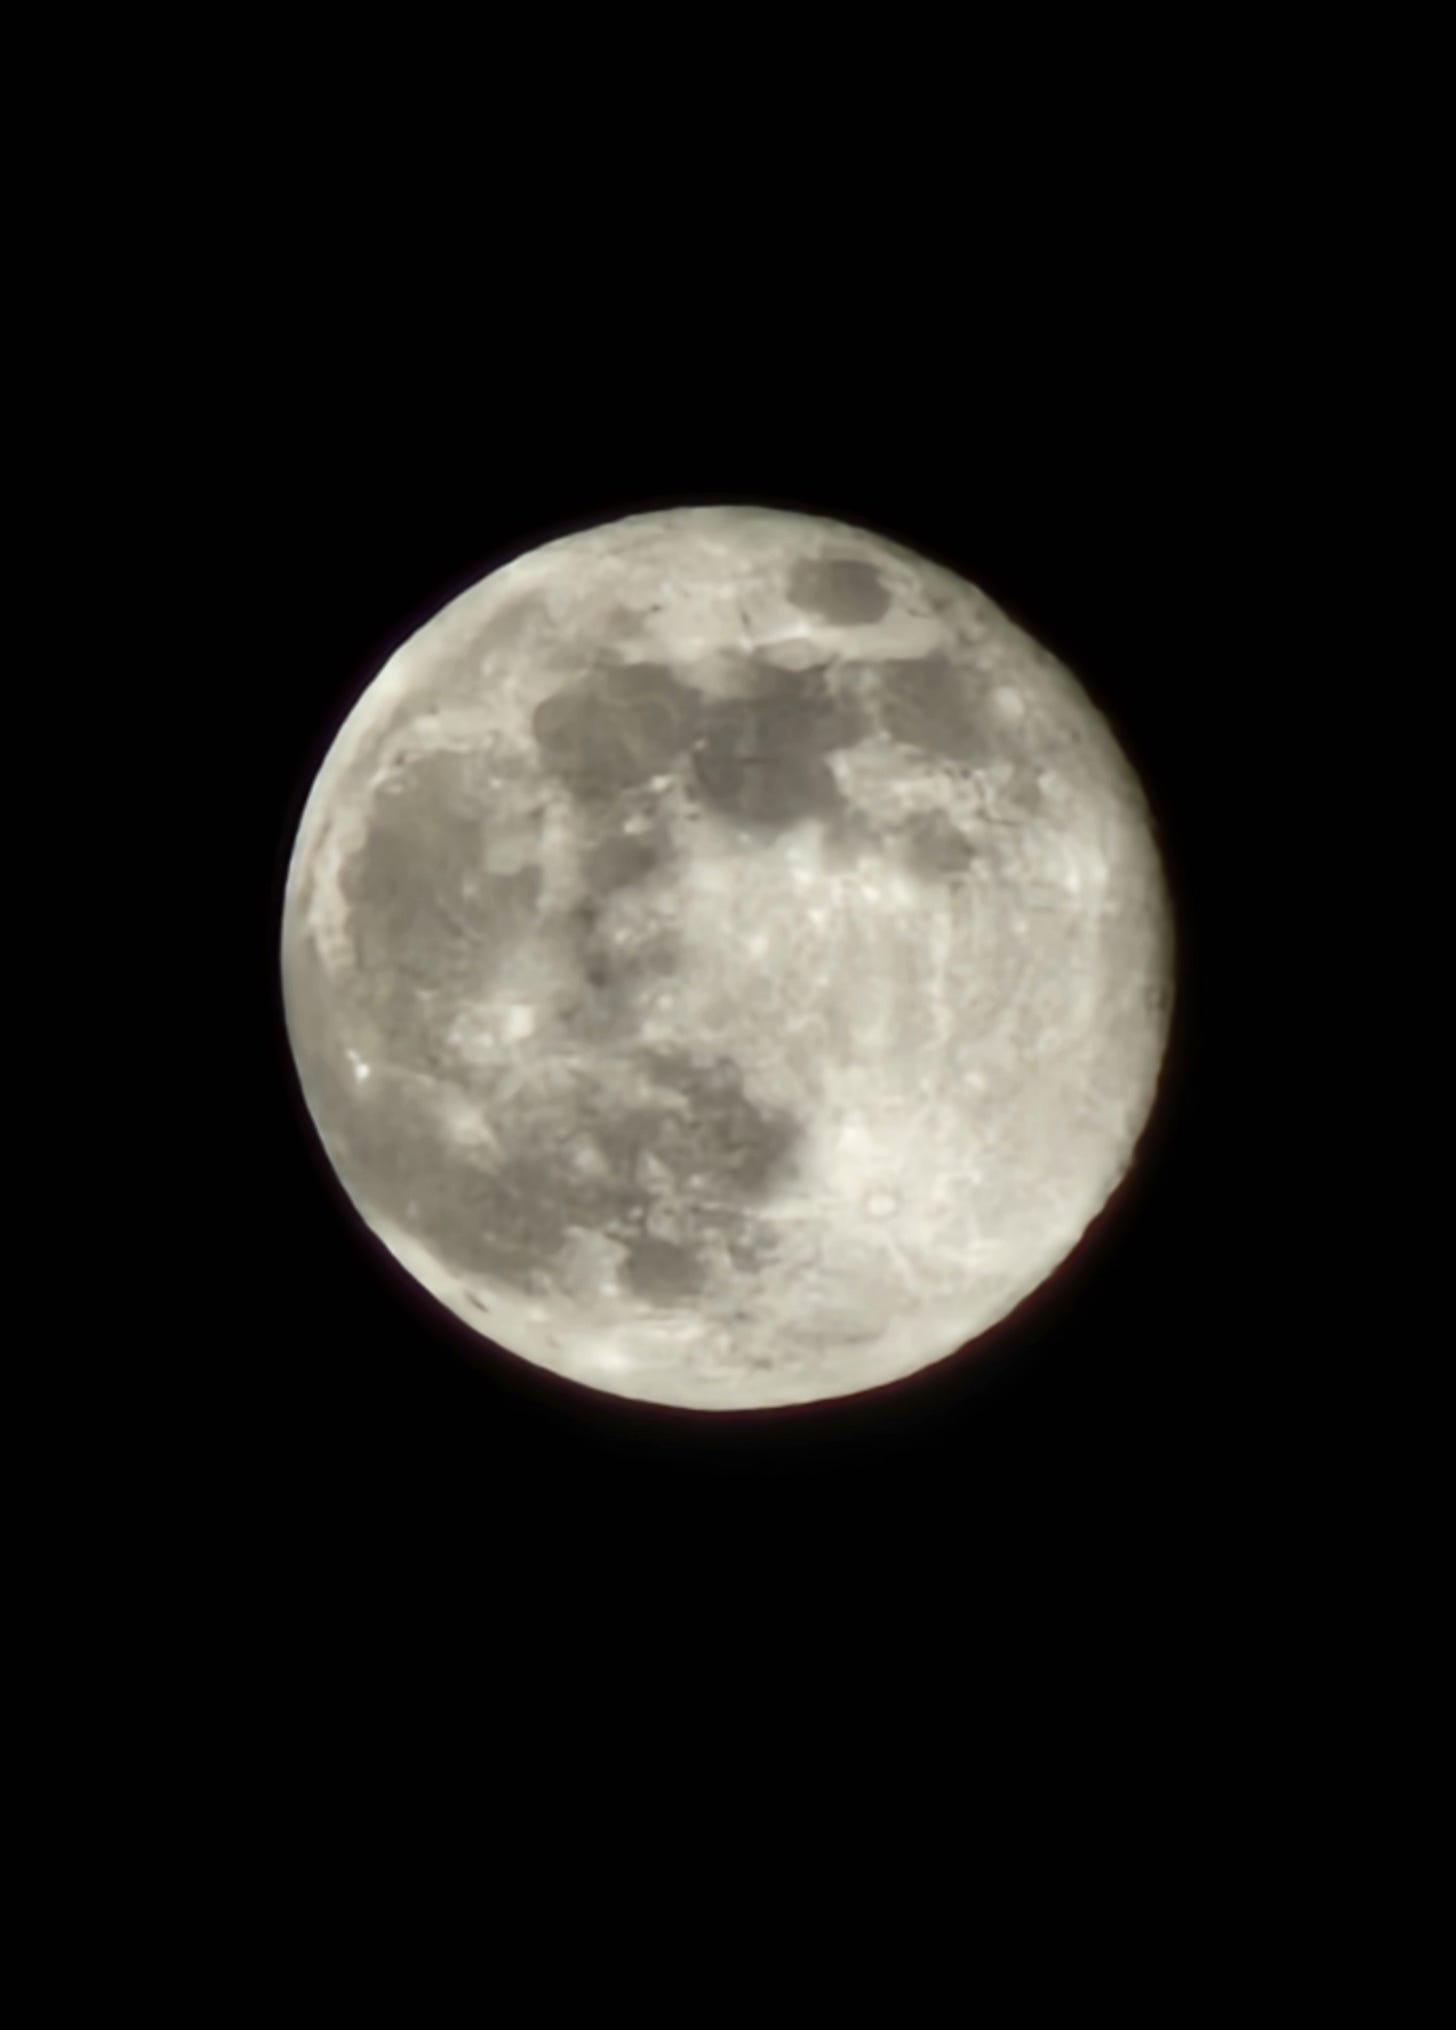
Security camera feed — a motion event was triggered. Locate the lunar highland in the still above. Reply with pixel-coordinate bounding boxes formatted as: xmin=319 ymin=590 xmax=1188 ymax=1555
xmin=281 ymin=507 xmax=1174 ymax=1409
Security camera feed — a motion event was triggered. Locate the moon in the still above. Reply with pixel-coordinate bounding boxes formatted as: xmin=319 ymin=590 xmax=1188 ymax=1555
xmin=280 ymin=506 xmax=1174 ymax=1411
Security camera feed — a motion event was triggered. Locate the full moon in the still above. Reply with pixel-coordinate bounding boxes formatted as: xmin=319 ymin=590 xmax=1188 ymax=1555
xmin=281 ymin=506 xmax=1174 ymax=1410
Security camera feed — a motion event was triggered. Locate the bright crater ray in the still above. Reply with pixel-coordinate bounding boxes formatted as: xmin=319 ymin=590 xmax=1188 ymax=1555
xmin=281 ymin=507 xmax=1175 ymax=1409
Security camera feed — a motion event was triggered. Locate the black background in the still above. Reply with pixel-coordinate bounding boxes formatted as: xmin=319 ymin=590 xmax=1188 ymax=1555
xmin=65 ymin=45 xmax=1357 ymax=1942
xmin=231 ymin=264 xmax=1248 ymax=1652
xmin=69 ymin=44 xmax=1387 ymax=1955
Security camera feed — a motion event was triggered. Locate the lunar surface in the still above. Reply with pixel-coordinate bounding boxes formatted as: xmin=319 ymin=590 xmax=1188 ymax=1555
xmin=281 ymin=506 xmax=1174 ymax=1410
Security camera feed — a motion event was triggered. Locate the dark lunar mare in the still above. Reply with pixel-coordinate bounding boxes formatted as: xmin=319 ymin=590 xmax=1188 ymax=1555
xmin=533 ymin=654 xmax=874 ymax=838
xmin=336 ymin=747 xmax=544 ymax=1066
xmin=879 ymin=652 xmax=991 ymax=764
xmin=335 ymin=1046 xmax=800 ymax=1301
xmin=584 ymin=831 xmax=662 ymax=893
xmin=533 ymin=662 xmax=701 ymax=802
xmin=901 ymin=808 xmax=977 ymax=877
xmin=687 ymin=664 xmax=868 ymax=831
xmin=294 ymin=738 xmax=804 ymax=1297
xmin=785 ymin=557 xmax=892 ymax=625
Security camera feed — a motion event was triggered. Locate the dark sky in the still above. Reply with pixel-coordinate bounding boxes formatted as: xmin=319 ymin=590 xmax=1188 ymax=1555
xmin=91 ymin=59 xmax=1343 ymax=1877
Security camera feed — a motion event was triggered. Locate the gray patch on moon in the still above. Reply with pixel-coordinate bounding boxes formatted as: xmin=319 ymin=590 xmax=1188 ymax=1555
xmin=786 ymin=557 xmax=892 ymax=625
xmin=742 ymin=661 xmax=868 ymax=750
xmin=901 ymin=808 xmax=978 ymax=878
xmin=405 ymin=1145 xmax=579 ymax=1290
xmin=635 ymin=1051 xmax=801 ymax=1201
xmin=622 ymin=1234 xmax=708 ymax=1302
xmin=582 ymin=831 xmax=663 ymax=895
xmin=532 ymin=661 xmax=700 ymax=801
xmin=687 ymin=667 xmax=868 ymax=832
xmin=880 ymin=652 xmax=990 ymax=763
xmin=315 ymin=1023 xmax=805 ymax=1311
xmin=565 ymin=911 xmax=680 ymax=1040
xmin=337 ymin=749 xmax=542 ymax=1062
xmin=691 ymin=733 xmax=843 ymax=829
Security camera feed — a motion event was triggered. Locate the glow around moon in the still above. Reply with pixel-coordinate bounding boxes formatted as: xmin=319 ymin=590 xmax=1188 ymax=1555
xmin=280 ymin=507 xmax=1174 ymax=1410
